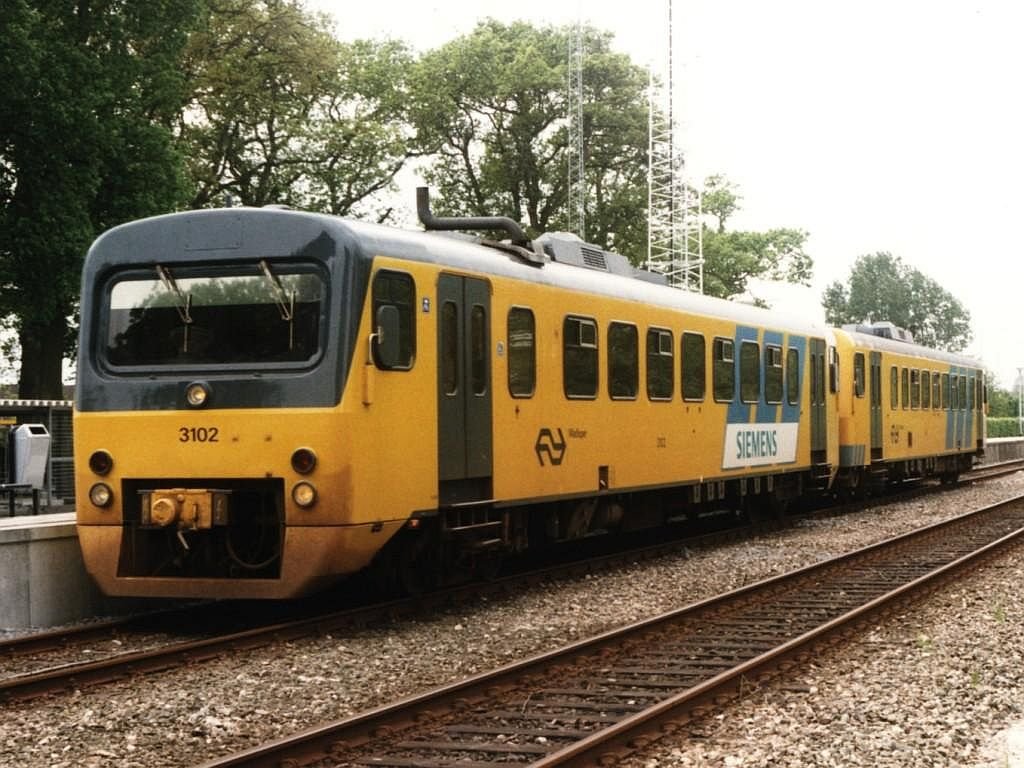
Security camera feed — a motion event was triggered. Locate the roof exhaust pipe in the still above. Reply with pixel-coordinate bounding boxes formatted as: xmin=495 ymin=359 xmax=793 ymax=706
xmin=416 ymin=187 xmax=531 ymax=248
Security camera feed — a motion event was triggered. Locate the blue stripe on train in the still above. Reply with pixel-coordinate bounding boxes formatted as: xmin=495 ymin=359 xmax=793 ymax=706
xmin=727 ymin=326 xmax=803 ymax=426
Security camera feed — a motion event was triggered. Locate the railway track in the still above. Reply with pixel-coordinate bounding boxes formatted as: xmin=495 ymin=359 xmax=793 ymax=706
xmin=196 ymin=493 xmax=1024 ymax=768
xmin=2 ymin=459 xmax=1020 ymax=703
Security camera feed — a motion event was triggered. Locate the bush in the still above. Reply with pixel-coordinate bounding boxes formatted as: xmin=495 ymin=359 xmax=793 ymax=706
xmin=987 ymin=418 xmax=1023 ymax=438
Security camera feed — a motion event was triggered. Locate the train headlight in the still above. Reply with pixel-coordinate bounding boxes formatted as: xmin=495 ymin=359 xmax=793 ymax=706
xmin=88 ymin=450 xmax=113 ymax=476
xmin=89 ymin=483 xmax=113 ymax=508
xmin=292 ymin=482 xmax=317 ymax=508
xmin=291 ymin=448 xmax=317 ymax=475
xmin=185 ymin=381 xmax=210 ymax=408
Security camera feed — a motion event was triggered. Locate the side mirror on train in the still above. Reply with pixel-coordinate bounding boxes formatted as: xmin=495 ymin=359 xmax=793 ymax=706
xmin=374 ymin=304 xmax=402 ymax=369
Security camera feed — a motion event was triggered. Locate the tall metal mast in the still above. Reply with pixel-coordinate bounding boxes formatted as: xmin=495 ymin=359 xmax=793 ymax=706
xmin=568 ymin=16 xmax=585 ymax=238
xmin=646 ymin=0 xmax=703 ymax=291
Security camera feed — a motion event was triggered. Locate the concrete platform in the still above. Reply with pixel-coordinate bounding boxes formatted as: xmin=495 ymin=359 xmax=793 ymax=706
xmin=0 ymin=512 xmax=141 ymax=628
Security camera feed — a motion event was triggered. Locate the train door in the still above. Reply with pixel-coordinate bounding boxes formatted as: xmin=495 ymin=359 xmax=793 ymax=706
xmin=809 ymin=338 xmax=827 ymax=461
xmin=870 ymin=351 xmax=883 ymax=459
xmin=437 ymin=274 xmax=493 ymax=505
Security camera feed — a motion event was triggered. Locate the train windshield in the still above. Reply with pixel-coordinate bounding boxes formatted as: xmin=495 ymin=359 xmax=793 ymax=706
xmin=103 ymin=262 xmax=325 ymax=369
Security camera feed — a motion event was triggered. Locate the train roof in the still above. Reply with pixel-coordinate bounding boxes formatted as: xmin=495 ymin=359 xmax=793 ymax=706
xmin=839 ymin=327 xmax=981 ymax=369
xmin=338 ymin=216 xmax=836 ymax=341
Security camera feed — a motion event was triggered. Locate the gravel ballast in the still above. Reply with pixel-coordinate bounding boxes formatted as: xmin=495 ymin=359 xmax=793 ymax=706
xmin=2 ymin=476 xmax=1024 ymax=768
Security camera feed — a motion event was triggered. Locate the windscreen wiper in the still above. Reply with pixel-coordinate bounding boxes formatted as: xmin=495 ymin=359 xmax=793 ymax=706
xmin=156 ymin=264 xmax=194 ymax=353
xmin=259 ymin=259 xmax=295 ymax=350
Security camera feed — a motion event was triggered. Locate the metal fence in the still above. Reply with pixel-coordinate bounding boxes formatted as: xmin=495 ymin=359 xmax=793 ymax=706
xmin=0 ymin=399 xmax=74 ymax=509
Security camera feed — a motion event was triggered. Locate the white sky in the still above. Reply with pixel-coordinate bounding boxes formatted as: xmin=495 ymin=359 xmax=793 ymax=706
xmin=310 ymin=0 xmax=1024 ymax=388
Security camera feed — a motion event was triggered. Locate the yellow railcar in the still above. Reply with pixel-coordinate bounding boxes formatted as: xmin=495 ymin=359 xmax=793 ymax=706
xmin=834 ymin=324 xmax=983 ymax=494
xmin=74 ymin=196 xmax=977 ymax=599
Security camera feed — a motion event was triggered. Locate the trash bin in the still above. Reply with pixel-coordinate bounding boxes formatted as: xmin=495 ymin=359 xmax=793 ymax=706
xmin=12 ymin=423 xmax=50 ymax=490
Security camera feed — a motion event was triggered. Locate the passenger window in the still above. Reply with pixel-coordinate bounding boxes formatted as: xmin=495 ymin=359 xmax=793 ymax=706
xmin=932 ymin=372 xmax=942 ymax=410
xmin=608 ymin=322 xmax=639 ymax=400
xmin=713 ymin=338 xmax=735 ymax=402
xmin=682 ymin=332 xmax=706 ymax=401
xmin=910 ymin=369 xmax=920 ymax=409
xmin=372 ymin=270 xmax=416 ymax=370
xmin=960 ymin=376 xmax=968 ymax=410
xmin=786 ymin=348 xmax=800 ymax=405
xmin=828 ymin=347 xmax=839 ymax=393
xmin=951 ymin=374 xmax=959 ymax=409
xmin=890 ymin=367 xmax=898 ymax=410
xmin=507 ymin=307 xmax=535 ymax=398
xmin=765 ymin=346 xmax=783 ymax=404
xmin=853 ymin=353 xmax=865 ymax=398
xmin=942 ymin=373 xmax=950 ymax=409
xmin=740 ymin=341 xmax=760 ymax=403
xmin=564 ymin=315 xmax=598 ymax=399
xmin=646 ymin=328 xmax=674 ymax=401
xmin=901 ymin=368 xmax=909 ymax=409
xmin=921 ymin=371 xmax=931 ymax=409
xmin=440 ymin=302 xmax=458 ymax=394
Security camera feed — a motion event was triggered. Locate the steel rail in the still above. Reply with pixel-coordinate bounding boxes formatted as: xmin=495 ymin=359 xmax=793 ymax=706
xmin=2 ymin=461 xmax=1016 ymax=701
xmin=193 ymin=493 xmax=1024 ymax=768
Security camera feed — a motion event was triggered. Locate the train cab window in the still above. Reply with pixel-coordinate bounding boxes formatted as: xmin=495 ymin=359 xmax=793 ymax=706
xmin=105 ymin=262 xmax=325 ymax=369
xmin=765 ymin=345 xmax=783 ymax=404
xmin=932 ymin=372 xmax=942 ymax=410
xmin=564 ymin=315 xmax=598 ymax=398
xmin=786 ymin=347 xmax=800 ymax=405
xmin=372 ymin=270 xmax=415 ymax=370
xmin=608 ymin=322 xmax=639 ymax=400
xmin=646 ymin=328 xmax=674 ymax=401
xmin=921 ymin=371 xmax=931 ymax=409
xmin=507 ymin=308 xmax=536 ymax=397
xmin=853 ymin=353 xmax=865 ymax=398
xmin=740 ymin=341 xmax=760 ymax=403
xmin=890 ymin=367 xmax=898 ymax=410
xmin=713 ymin=338 xmax=735 ymax=402
xmin=682 ymin=332 xmax=706 ymax=401
xmin=828 ymin=347 xmax=839 ymax=393
xmin=901 ymin=368 xmax=909 ymax=409
xmin=910 ymin=369 xmax=920 ymax=409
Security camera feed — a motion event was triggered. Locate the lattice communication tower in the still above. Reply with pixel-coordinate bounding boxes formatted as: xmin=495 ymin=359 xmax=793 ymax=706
xmin=646 ymin=0 xmax=703 ymax=291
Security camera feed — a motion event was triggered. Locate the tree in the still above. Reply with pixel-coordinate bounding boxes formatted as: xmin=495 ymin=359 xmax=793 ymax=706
xmin=179 ymin=0 xmax=416 ymax=220
xmin=411 ymin=20 xmax=650 ymax=257
xmin=0 ymin=0 xmax=200 ymax=398
xmin=822 ymin=252 xmax=972 ymax=351
xmin=697 ymin=176 xmax=812 ymax=301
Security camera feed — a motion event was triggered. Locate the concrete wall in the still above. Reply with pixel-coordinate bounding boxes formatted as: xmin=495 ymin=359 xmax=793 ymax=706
xmin=983 ymin=437 xmax=1024 ymax=464
xmin=0 ymin=514 xmax=139 ymax=628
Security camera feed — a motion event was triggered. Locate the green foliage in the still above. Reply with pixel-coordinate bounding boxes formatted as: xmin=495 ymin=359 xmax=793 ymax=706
xmin=412 ymin=20 xmax=649 ymax=256
xmin=987 ymin=418 xmax=1022 ymax=438
xmin=698 ymin=176 xmax=812 ymax=301
xmin=0 ymin=0 xmax=201 ymax=396
xmin=822 ymin=252 xmax=972 ymax=351
xmin=987 ymin=375 xmax=1019 ymax=419
xmin=179 ymin=0 xmax=415 ymax=219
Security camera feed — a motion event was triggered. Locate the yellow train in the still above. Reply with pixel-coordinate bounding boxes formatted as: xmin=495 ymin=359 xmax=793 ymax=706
xmin=74 ymin=190 xmax=985 ymax=598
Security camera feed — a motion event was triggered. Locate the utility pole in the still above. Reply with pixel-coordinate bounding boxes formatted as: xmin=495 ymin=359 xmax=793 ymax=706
xmin=1017 ymin=367 xmax=1023 ymax=436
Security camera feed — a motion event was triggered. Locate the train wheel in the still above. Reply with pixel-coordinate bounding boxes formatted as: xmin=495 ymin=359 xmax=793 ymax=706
xmin=396 ymin=533 xmax=439 ymax=596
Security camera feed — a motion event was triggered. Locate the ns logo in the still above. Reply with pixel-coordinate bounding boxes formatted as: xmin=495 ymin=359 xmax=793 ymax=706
xmin=534 ymin=428 xmax=567 ymax=466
